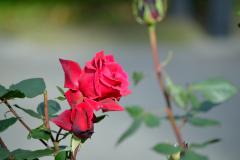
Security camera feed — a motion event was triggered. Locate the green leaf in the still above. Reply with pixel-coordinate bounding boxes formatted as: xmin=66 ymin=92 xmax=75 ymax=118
xmin=55 ymin=151 xmax=71 ymax=160
xmin=37 ymin=100 xmax=61 ymax=116
xmin=116 ymin=116 xmax=143 ymax=145
xmin=31 ymin=129 xmax=51 ymax=141
xmin=133 ymin=71 xmax=144 ymax=85
xmin=56 ymin=86 xmax=65 ymax=97
xmin=152 ymin=143 xmax=183 ymax=155
xmin=180 ymin=150 xmax=208 ymax=160
xmin=165 ymin=77 xmax=188 ymax=109
xmin=188 ymin=92 xmax=200 ymax=108
xmin=0 ymin=85 xmax=7 ymax=97
xmin=13 ymin=104 xmax=42 ymax=119
xmin=9 ymin=78 xmax=46 ymax=98
xmin=2 ymin=90 xmax=25 ymax=99
xmin=46 ymin=146 xmax=67 ymax=151
xmin=55 ymin=96 xmax=66 ymax=101
xmin=11 ymin=149 xmax=31 ymax=160
xmin=96 ymin=115 xmax=108 ymax=123
xmin=49 ymin=115 xmax=59 ymax=121
xmin=12 ymin=149 xmax=56 ymax=160
xmin=238 ymin=23 xmax=240 ymax=28
xmin=144 ymin=114 xmax=160 ymax=127
xmin=0 ymin=117 xmax=18 ymax=132
xmin=125 ymin=106 xmax=144 ymax=118
xmin=0 ymin=146 xmax=10 ymax=160
xmin=188 ymin=117 xmax=220 ymax=127
xmin=187 ymin=101 xmax=218 ymax=117
xmin=237 ymin=11 xmax=240 ymax=17
xmin=190 ymin=78 xmax=238 ymax=104
xmin=190 ymin=138 xmax=220 ymax=148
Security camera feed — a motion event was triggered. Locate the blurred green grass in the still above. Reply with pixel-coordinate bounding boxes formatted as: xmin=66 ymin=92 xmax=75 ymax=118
xmin=0 ymin=0 xmax=239 ymax=43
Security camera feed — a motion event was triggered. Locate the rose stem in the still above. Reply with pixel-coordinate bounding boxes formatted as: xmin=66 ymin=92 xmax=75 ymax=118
xmin=148 ymin=24 xmax=182 ymax=145
xmin=0 ymin=98 xmax=52 ymax=150
xmin=0 ymin=137 xmax=14 ymax=160
xmin=72 ymin=144 xmax=80 ymax=160
xmin=43 ymin=91 xmax=59 ymax=152
xmin=56 ymin=128 xmax=62 ymax=142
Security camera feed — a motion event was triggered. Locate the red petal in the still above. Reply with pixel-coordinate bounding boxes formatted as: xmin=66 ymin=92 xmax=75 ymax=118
xmin=52 ymin=110 xmax=72 ymax=131
xmin=84 ymin=97 xmax=100 ymax=111
xmin=99 ymin=98 xmax=124 ymax=113
xmin=72 ymin=106 xmax=88 ymax=131
xmin=106 ymin=62 xmax=119 ymax=72
xmin=65 ymin=89 xmax=83 ymax=109
xmin=86 ymin=61 xmax=96 ymax=70
xmin=120 ymin=89 xmax=132 ymax=96
xmin=59 ymin=58 xmax=82 ymax=90
xmin=92 ymin=113 xmax=98 ymax=123
xmin=78 ymin=102 xmax=94 ymax=126
xmin=84 ymin=97 xmax=124 ymax=113
xmin=105 ymin=55 xmax=114 ymax=62
xmin=78 ymin=68 xmax=99 ymax=99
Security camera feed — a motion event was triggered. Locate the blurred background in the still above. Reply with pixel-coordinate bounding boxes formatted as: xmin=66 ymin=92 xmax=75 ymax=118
xmin=0 ymin=0 xmax=240 ymax=160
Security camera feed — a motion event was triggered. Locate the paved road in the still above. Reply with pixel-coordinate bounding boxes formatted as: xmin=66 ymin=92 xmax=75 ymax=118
xmin=0 ymin=23 xmax=240 ymax=160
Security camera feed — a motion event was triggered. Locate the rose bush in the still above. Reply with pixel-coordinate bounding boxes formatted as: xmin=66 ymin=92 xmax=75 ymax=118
xmin=52 ymin=102 xmax=97 ymax=139
xmin=60 ymin=50 xmax=132 ymax=112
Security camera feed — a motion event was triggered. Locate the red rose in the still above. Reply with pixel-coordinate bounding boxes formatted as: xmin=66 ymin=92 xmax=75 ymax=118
xmin=60 ymin=50 xmax=132 ymax=112
xmin=52 ymin=102 xmax=97 ymax=139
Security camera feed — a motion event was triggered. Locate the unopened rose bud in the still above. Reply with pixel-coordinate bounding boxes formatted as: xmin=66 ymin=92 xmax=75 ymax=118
xmin=133 ymin=0 xmax=167 ymax=26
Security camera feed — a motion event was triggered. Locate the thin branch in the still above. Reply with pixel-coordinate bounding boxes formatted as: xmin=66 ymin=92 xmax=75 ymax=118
xmin=72 ymin=144 xmax=80 ymax=160
xmin=43 ymin=91 xmax=59 ymax=152
xmin=148 ymin=25 xmax=182 ymax=145
xmin=0 ymin=137 xmax=14 ymax=160
xmin=0 ymin=98 xmax=52 ymax=150
xmin=56 ymin=128 xmax=62 ymax=142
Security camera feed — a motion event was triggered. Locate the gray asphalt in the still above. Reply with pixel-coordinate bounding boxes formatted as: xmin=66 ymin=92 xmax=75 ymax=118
xmin=0 ymin=22 xmax=240 ymax=160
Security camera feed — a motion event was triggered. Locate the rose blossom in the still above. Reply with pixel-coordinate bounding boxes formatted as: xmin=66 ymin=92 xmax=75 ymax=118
xmin=52 ymin=102 xmax=97 ymax=139
xmin=60 ymin=50 xmax=132 ymax=112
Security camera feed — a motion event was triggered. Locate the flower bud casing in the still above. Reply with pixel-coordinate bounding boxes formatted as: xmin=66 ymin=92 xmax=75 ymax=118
xmin=133 ymin=0 xmax=167 ymax=26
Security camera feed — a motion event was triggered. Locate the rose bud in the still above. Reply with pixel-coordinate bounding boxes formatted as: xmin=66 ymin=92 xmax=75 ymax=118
xmin=51 ymin=102 xmax=97 ymax=139
xmin=132 ymin=0 xmax=167 ymax=26
xmin=59 ymin=50 xmax=132 ymax=112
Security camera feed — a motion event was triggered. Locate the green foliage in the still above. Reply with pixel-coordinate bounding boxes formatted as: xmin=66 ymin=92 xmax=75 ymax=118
xmin=187 ymin=101 xmax=217 ymax=117
xmin=165 ymin=77 xmax=188 ymax=109
xmin=180 ymin=150 xmax=208 ymax=160
xmin=37 ymin=100 xmax=61 ymax=116
xmin=9 ymin=78 xmax=46 ymax=98
xmin=238 ymin=23 xmax=240 ymax=28
xmin=96 ymin=115 xmax=108 ymax=123
xmin=116 ymin=116 xmax=143 ymax=145
xmin=56 ymin=86 xmax=65 ymax=96
xmin=0 ymin=85 xmax=7 ymax=97
xmin=188 ymin=117 xmax=220 ymax=127
xmin=237 ymin=11 xmax=240 ymax=17
xmin=0 ymin=117 xmax=18 ymax=132
xmin=125 ymin=106 xmax=144 ymax=118
xmin=31 ymin=129 xmax=51 ymax=141
xmin=13 ymin=104 xmax=42 ymax=119
xmin=133 ymin=71 xmax=144 ymax=85
xmin=1 ymin=90 xmax=25 ymax=99
xmin=190 ymin=78 xmax=238 ymax=104
xmin=152 ymin=143 xmax=183 ymax=155
xmin=55 ymin=151 xmax=72 ymax=160
xmin=190 ymin=138 xmax=220 ymax=148
xmin=11 ymin=148 xmax=56 ymax=160
xmin=0 ymin=146 xmax=10 ymax=160
xmin=55 ymin=96 xmax=66 ymax=101
xmin=144 ymin=114 xmax=160 ymax=127
xmin=188 ymin=92 xmax=200 ymax=108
